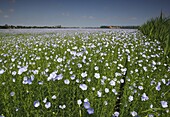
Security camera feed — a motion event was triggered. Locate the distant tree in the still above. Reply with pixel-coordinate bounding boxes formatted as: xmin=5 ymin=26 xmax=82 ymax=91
xmin=100 ymin=26 xmax=110 ymax=28
xmin=4 ymin=24 xmax=9 ymax=29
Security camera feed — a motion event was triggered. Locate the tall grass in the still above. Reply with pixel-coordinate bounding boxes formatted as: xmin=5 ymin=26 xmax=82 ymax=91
xmin=140 ymin=12 xmax=170 ymax=58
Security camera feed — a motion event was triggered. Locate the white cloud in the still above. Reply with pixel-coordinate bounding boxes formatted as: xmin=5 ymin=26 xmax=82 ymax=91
xmin=4 ymin=15 xmax=9 ymax=18
xmin=82 ymin=15 xmax=95 ymax=20
xmin=61 ymin=12 xmax=70 ymax=17
xmin=129 ymin=17 xmax=137 ymax=20
xmin=9 ymin=9 xmax=14 ymax=13
xmin=88 ymin=16 xmax=95 ymax=19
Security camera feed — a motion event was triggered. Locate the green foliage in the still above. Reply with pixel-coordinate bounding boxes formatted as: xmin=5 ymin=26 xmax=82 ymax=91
xmin=139 ymin=11 xmax=170 ymax=57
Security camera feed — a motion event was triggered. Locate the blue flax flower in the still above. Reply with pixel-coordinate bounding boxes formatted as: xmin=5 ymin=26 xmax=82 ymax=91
xmin=87 ymin=108 xmax=94 ymax=114
xmin=84 ymin=101 xmax=90 ymax=109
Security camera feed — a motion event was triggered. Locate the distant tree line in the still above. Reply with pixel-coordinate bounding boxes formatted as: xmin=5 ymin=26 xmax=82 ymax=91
xmin=100 ymin=25 xmax=139 ymax=29
xmin=0 ymin=24 xmax=62 ymax=29
xmin=0 ymin=24 xmax=139 ymax=29
xmin=0 ymin=24 xmax=100 ymax=29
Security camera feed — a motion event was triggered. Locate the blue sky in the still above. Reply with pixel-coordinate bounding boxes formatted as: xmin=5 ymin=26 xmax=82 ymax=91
xmin=0 ymin=0 xmax=170 ymax=27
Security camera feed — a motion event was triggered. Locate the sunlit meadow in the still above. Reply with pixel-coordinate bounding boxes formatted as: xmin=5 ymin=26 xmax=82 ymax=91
xmin=0 ymin=29 xmax=169 ymax=117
